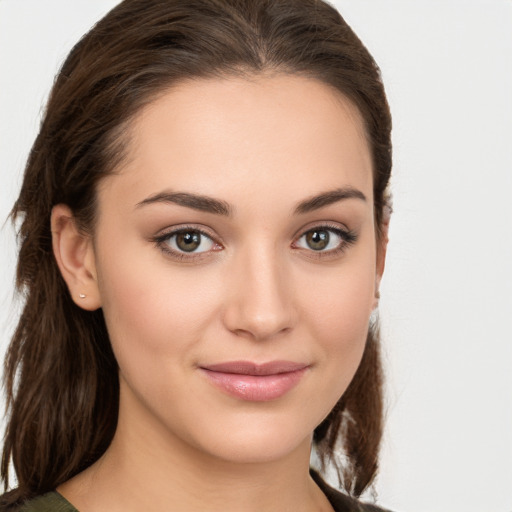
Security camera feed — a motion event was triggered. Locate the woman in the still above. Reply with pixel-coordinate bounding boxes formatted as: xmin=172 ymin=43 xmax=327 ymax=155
xmin=1 ymin=0 xmax=392 ymax=511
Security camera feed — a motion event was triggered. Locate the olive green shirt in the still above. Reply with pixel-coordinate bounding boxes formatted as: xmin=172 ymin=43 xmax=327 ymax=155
xmin=17 ymin=471 xmax=391 ymax=512
xmin=19 ymin=492 xmax=77 ymax=512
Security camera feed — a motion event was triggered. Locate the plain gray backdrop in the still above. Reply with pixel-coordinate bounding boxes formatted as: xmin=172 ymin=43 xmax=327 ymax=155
xmin=1 ymin=1 xmax=511 ymax=511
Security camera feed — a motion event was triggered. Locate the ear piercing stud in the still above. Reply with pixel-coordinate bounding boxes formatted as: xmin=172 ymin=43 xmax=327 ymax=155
xmin=79 ymin=293 xmax=86 ymax=299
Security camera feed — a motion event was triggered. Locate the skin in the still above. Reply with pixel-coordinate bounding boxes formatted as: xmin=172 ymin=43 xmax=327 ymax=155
xmin=52 ymin=74 xmax=385 ymax=512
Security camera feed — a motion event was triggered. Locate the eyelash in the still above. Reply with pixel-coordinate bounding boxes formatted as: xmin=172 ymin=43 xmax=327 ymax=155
xmin=292 ymin=223 xmax=357 ymax=260
xmin=152 ymin=225 xmax=220 ymax=262
xmin=152 ymin=223 xmax=357 ymax=262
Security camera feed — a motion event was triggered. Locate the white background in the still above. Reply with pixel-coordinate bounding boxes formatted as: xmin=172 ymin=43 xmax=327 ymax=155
xmin=1 ymin=1 xmax=511 ymax=511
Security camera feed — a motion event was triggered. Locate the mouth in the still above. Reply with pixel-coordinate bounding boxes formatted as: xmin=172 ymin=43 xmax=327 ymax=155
xmin=199 ymin=361 xmax=309 ymax=402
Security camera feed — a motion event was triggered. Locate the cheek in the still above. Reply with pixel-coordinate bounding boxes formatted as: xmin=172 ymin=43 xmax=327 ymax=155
xmin=301 ymin=258 xmax=375 ymax=342
xmin=297 ymin=251 xmax=376 ymax=394
xmin=95 ymin=244 xmax=223 ymax=369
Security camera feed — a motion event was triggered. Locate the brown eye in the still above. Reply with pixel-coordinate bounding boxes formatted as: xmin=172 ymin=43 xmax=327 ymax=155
xmin=305 ymin=230 xmax=330 ymax=251
xmin=163 ymin=229 xmax=216 ymax=254
xmin=176 ymin=231 xmax=202 ymax=252
xmin=294 ymin=226 xmax=357 ymax=255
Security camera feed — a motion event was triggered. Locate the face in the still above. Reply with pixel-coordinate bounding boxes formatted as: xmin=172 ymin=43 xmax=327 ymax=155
xmin=90 ymin=74 xmax=379 ymax=464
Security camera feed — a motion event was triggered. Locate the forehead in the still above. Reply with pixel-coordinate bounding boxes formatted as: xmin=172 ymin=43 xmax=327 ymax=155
xmin=100 ymin=73 xmax=373 ymax=209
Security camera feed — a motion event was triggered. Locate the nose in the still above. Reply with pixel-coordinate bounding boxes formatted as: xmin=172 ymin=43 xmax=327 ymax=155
xmin=222 ymin=245 xmax=296 ymax=341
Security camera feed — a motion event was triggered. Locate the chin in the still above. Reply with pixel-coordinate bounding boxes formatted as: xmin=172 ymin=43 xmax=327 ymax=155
xmin=199 ymin=429 xmax=312 ymax=465
xmin=176 ymin=407 xmax=319 ymax=466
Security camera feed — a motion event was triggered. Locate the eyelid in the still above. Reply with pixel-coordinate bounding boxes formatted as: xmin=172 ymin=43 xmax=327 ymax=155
xmin=151 ymin=224 xmax=224 ymax=261
xmin=151 ymin=221 xmax=357 ymax=263
xmin=291 ymin=222 xmax=357 ymax=257
xmin=291 ymin=221 xmax=352 ymax=242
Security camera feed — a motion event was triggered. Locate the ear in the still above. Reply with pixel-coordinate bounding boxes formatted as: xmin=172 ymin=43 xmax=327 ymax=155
xmin=51 ymin=204 xmax=101 ymax=311
xmin=373 ymin=205 xmax=391 ymax=309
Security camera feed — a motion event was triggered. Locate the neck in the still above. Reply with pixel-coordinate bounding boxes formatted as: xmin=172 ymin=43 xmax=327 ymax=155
xmin=58 ymin=383 xmax=333 ymax=512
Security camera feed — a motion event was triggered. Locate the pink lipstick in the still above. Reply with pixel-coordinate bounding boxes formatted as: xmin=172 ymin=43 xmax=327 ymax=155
xmin=199 ymin=361 xmax=308 ymax=401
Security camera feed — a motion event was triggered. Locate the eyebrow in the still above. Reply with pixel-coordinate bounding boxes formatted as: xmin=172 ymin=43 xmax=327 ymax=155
xmin=135 ymin=186 xmax=366 ymax=216
xmin=294 ymin=187 xmax=367 ymax=214
xmin=135 ymin=191 xmax=232 ymax=216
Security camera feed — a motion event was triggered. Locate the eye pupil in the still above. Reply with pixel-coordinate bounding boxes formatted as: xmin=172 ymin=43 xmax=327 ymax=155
xmin=306 ymin=230 xmax=329 ymax=250
xmin=176 ymin=231 xmax=201 ymax=252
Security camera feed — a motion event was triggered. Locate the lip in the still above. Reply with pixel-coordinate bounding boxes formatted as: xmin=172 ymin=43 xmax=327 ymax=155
xmin=199 ymin=361 xmax=309 ymax=402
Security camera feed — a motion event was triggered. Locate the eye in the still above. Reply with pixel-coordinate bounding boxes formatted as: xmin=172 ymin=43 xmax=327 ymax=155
xmin=169 ymin=230 xmax=213 ymax=253
xmin=294 ymin=225 xmax=357 ymax=254
xmin=154 ymin=227 xmax=221 ymax=258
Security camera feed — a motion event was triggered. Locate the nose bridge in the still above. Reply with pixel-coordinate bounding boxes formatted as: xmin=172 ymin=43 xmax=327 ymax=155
xmin=223 ymin=239 xmax=295 ymax=340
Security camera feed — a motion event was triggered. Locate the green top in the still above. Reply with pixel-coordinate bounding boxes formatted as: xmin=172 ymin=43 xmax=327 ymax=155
xmin=17 ymin=471 xmax=390 ymax=512
xmin=19 ymin=492 xmax=77 ymax=512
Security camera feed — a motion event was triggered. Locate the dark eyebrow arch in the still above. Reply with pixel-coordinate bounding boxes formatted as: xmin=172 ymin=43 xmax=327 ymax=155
xmin=294 ymin=187 xmax=367 ymax=215
xmin=135 ymin=191 xmax=232 ymax=216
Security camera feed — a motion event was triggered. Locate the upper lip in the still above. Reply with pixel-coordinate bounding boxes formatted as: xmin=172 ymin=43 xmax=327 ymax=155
xmin=200 ymin=360 xmax=309 ymax=376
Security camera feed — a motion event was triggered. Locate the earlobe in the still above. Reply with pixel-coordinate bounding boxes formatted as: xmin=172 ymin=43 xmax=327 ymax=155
xmin=51 ymin=204 xmax=101 ymax=311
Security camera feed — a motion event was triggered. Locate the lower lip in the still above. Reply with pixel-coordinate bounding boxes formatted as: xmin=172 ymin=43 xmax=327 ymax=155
xmin=200 ymin=368 xmax=308 ymax=402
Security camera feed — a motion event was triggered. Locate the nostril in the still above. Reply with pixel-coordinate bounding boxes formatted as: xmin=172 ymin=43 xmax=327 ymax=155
xmin=221 ymin=256 xmax=296 ymax=340
xmin=223 ymin=305 xmax=296 ymax=341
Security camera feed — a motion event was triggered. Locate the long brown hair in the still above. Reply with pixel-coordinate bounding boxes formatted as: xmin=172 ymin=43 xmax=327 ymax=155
xmin=1 ymin=0 xmax=392 ymax=507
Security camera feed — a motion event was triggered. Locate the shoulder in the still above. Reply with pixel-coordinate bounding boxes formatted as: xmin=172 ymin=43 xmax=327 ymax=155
xmin=3 ymin=492 xmax=78 ymax=512
xmin=311 ymin=469 xmax=393 ymax=512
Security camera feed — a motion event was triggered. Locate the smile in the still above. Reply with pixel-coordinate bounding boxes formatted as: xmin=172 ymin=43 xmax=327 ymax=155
xmin=199 ymin=361 xmax=309 ymax=402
